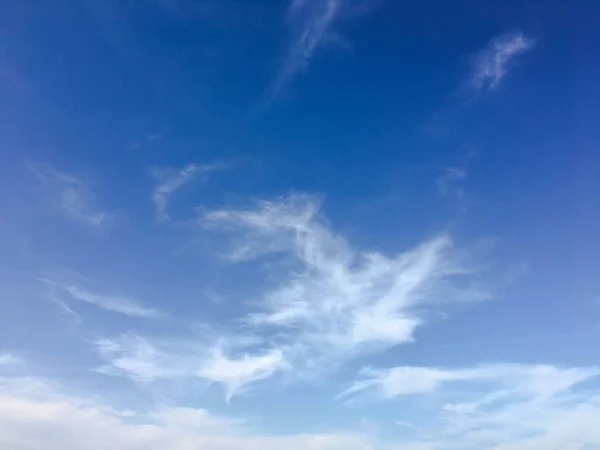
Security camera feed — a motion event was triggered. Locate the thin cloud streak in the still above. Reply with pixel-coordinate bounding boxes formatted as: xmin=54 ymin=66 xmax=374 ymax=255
xmin=151 ymin=163 xmax=224 ymax=221
xmin=467 ymin=31 xmax=535 ymax=94
xmin=28 ymin=163 xmax=112 ymax=228
xmin=267 ymin=0 xmax=380 ymax=104
xmin=39 ymin=279 xmax=164 ymax=319
xmin=342 ymin=363 xmax=599 ymax=399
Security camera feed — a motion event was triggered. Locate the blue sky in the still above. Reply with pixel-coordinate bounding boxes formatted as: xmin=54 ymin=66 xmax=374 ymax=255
xmin=1 ymin=0 xmax=600 ymax=448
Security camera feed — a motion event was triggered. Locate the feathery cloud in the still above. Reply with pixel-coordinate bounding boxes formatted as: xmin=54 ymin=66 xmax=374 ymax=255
xmin=342 ymin=363 xmax=599 ymax=399
xmin=467 ymin=31 xmax=534 ymax=94
xmin=95 ymin=333 xmax=287 ymax=400
xmin=29 ymin=163 xmax=112 ymax=227
xmin=268 ymin=0 xmax=380 ymax=102
xmin=341 ymin=363 xmax=600 ymax=448
xmin=152 ymin=163 xmax=224 ymax=221
xmin=203 ymin=194 xmax=488 ymax=381
xmin=39 ymin=279 xmax=163 ymax=319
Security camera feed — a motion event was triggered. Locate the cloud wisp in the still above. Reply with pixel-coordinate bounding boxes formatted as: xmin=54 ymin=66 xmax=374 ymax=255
xmin=202 ymin=194 xmax=488 ymax=383
xmin=96 ymin=193 xmax=487 ymax=400
xmin=267 ymin=0 xmax=379 ymax=103
xmin=95 ymin=332 xmax=289 ymax=401
xmin=29 ymin=163 xmax=112 ymax=227
xmin=467 ymin=31 xmax=534 ymax=94
xmin=151 ymin=163 xmax=224 ymax=221
xmin=341 ymin=363 xmax=600 ymax=448
xmin=39 ymin=279 xmax=164 ymax=319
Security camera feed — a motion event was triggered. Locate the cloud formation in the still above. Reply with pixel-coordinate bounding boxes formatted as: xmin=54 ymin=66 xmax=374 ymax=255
xmin=152 ymin=163 xmax=223 ymax=221
xmin=0 ymin=376 xmax=380 ymax=450
xmin=268 ymin=0 xmax=379 ymax=102
xmin=95 ymin=194 xmax=487 ymax=400
xmin=198 ymin=347 xmax=289 ymax=401
xmin=95 ymin=332 xmax=290 ymax=401
xmin=342 ymin=363 xmax=600 ymax=449
xmin=39 ymin=279 xmax=163 ymax=319
xmin=2 ymin=364 xmax=600 ymax=450
xmin=203 ymin=194 xmax=488 ymax=383
xmin=468 ymin=31 xmax=534 ymax=93
xmin=29 ymin=163 xmax=111 ymax=227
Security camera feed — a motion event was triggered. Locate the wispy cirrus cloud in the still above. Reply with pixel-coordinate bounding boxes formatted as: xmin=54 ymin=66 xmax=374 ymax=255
xmin=341 ymin=363 xmax=600 ymax=448
xmin=267 ymin=0 xmax=380 ymax=103
xmin=39 ymin=279 xmax=163 ymax=319
xmin=95 ymin=332 xmax=288 ymax=401
xmin=151 ymin=163 xmax=224 ymax=221
xmin=94 ymin=193 xmax=487 ymax=400
xmin=28 ymin=163 xmax=112 ymax=228
xmin=467 ymin=31 xmax=535 ymax=94
xmin=202 ymin=194 xmax=488 ymax=382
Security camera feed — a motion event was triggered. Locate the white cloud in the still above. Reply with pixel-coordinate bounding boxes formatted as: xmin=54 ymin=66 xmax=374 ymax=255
xmin=268 ymin=0 xmax=379 ymax=102
xmin=95 ymin=333 xmax=287 ymax=400
xmin=29 ymin=163 xmax=112 ymax=227
xmin=203 ymin=194 xmax=488 ymax=380
xmin=468 ymin=31 xmax=534 ymax=94
xmin=151 ymin=163 xmax=223 ymax=221
xmin=2 ymin=368 xmax=600 ymax=450
xmin=342 ymin=363 xmax=600 ymax=449
xmin=39 ymin=279 xmax=163 ymax=319
xmin=95 ymin=333 xmax=199 ymax=381
xmin=342 ymin=363 xmax=599 ymax=399
xmin=0 ymin=376 xmax=382 ymax=450
xmin=198 ymin=347 xmax=289 ymax=401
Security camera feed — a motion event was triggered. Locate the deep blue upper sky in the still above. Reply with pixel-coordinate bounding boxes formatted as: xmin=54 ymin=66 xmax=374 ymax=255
xmin=1 ymin=1 xmax=600 ymax=449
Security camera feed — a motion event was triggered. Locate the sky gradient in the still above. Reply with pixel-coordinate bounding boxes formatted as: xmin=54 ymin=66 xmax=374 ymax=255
xmin=1 ymin=0 xmax=600 ymax=449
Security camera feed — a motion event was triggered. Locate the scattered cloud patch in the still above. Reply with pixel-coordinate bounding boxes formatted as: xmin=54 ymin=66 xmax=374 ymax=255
xmin=94 ymin=332 xmax=285 ymax=399
xmin=28 ymin=163 xmax=112 ymax=227
xmin=467 ymin=31 xmax=534 ymax=94
xmin=342 ymin=363 xmax=600 ymax=448
xmin=152 ymin=163 xmax=224 ymax=221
